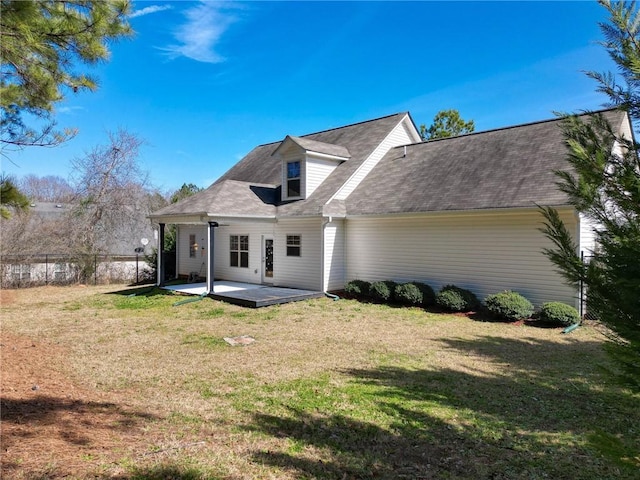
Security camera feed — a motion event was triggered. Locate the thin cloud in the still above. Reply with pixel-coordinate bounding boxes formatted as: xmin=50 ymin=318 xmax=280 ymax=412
xmin=161 ymin=1 xmax=240 ymax=63
xmin=130 ymin=5 xmax=173 ymax=19
xmin=57 ymin=106 xmax=85 ymax=115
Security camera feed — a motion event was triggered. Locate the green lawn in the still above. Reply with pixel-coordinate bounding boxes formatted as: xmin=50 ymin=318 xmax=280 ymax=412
xmin=1 ymin=285 xmax=638 ymax=479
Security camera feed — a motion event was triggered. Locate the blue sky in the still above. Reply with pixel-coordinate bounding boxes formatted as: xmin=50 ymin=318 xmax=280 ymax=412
xmin=3 ymin=1 xmax=615 ymax=193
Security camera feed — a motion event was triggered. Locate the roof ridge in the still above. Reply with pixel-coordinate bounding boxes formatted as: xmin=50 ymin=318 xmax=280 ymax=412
xmin=300 ymin=112 xmax=408 ymax=138
xmin=250 ymin=112 xmax=408 ymax=149
xmin=411 ymin=107 xmax=622 ymax=145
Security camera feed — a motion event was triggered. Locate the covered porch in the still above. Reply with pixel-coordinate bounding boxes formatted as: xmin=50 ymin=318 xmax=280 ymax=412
xmin=164 ymin=280 xmax=324 ymax=308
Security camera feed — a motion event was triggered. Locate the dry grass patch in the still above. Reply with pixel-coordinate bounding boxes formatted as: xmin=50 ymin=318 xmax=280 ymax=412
xmin=1 ymin=285 xmax=638 ymax=479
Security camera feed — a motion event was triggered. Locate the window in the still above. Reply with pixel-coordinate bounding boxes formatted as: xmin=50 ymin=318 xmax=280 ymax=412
xmin=54 ymin=263 xmax=68 ymax=281
xmin=11 ymin=264 xmax=31 ymax=282
xmin=286 ymin=235 xmax=301 ymax=257
xmin=189 ymin=234 xmax=198 ymax=258
xmin=287 ymin=160 xmax=301 ymax=197
xmin=230 ymin=235 xmax=249 ymax=268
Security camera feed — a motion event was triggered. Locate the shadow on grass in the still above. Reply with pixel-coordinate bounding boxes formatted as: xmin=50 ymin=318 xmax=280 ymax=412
xmin=245 ymin=336 xmax=639 ymax=479
xmin=1 ymin=395 xmax=157 ymax=433
xmin=1 ymin=396 xmax=159 ymax=477
xmin=107 ymin=285 xmax=175 ymax=297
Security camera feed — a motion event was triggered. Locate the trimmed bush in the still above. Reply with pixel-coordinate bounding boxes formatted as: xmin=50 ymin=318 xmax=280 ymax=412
xmin=484 ymin=290 xmax=534 ymax=321
xmin=344 ymin=280 xmax=371 ymax=297
xmin=369 ymin=280 xmax=397 ymax=302
xmin=539 ymin=302 xmax=580 ymax=327
xmin=395 ymin=283 xmax=423 ymax=306
xmin=411 ymin=281 xmax=436 ymax=307
xmin=435 ymin=285 xmax=480 ymax=312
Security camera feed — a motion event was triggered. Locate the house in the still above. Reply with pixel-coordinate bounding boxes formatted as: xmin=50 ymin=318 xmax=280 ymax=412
xmin=1 ymin=202 xmax=156 ymax=286
xmin=149 ymin=109 xmax=632 ymax=308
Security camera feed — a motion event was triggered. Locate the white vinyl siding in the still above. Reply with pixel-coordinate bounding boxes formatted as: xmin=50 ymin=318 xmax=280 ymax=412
xmin=214 ymin=224 xmax=274 ymax=284
xmin=345 ymin=209 xmax=579 ymax=307
xmin=333 ymin=118 xmax=417 ymax=201
xmin=306 ymin=156 xmax=340 ymax=197
xmin=274 ymin=218 xmax=322 ymax=291
xmin=177 ymin=226 xmax=207 ymax=277
xmin=579 ymin=213 xmax=599 ymax=258
xmin=323 ymin=219 xmax=345 ymax=292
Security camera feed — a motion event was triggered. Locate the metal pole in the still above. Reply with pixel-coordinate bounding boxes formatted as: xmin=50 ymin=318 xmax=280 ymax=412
xmin=45 ymin=254 xmax=49 ymax=285
xmin=158 ymin=223 xmax=166 ymax=287
xmin=579 ymin=251 xmax=584 ymax=318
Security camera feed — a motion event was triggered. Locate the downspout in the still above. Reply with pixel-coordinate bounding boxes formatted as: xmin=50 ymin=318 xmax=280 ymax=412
xmin=321 ymin=216 xmax=340 ymax=301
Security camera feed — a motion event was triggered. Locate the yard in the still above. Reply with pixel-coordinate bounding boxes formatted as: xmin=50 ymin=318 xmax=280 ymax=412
xmin=1 ymin=285 xmax=638 ymax=479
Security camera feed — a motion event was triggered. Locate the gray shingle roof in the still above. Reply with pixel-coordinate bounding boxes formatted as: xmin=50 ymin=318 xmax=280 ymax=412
xmin=277 ymin=136 xmax=351 ymax=159
xmin=345 ymin=109 xmax=628 ymax=215
xmin=151 ymin=180 xmax=278 ymax=218
xmin=150 ymin=109 xmax=629 ymax=222
xmin=154 ymin=112 xmax=410 ymax=219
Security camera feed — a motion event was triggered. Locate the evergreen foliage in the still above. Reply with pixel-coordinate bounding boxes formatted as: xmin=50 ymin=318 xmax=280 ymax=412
xmin=1 ymin=0 xmax=132 ymax=152
xmin=344 ymin=280 xmax=371 ymax=297
xmin=411 ymin=281 xmax=436 ymax=306
xmin=539 ymin=302 xmax=580 ymax=327
xmin=484 ymin=291 xmax=534 ymax=322
xmin=0 ymin=174 xmax=30 ymax=219
xmin=435 ymin=285 xmax=480 ymax=312
xmin=369 ymin=280 xmax=397 ymax=302
xmin=419 ymin=109 xmax=475 ymax=141
xmin=539 ymin=0 xmax=640 ymax=389
xmin=394 ymin=283 xmax=423 ymax=306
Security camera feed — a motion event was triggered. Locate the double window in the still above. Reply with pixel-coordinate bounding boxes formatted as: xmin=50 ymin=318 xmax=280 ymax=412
xmin=286 ymin=235 xmax=301 ymax=257
xmin=287 ymin=160 xmax=301 ymax=197
xmin=230 ymin=235 xmax=249 ymax=268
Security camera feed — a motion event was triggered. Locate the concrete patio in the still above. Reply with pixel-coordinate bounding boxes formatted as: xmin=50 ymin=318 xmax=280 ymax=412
xmin=163 ymin=281 xmax=324 ymax=308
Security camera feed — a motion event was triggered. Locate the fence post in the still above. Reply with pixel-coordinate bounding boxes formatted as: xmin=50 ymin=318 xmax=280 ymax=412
xmin=45 ymin=254 xmax=49 ymax=285
xmin=579 ymin=251 xmax=584 ymax=318
xmin=94 ymin=254 xmax=97 ymax=285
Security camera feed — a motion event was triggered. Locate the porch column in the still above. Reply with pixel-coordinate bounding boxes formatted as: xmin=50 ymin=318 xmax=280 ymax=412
xmin=158 ymin=223 xmax=166 ymax=287
xmin=207 ymin=221 xmax=219 ymax=293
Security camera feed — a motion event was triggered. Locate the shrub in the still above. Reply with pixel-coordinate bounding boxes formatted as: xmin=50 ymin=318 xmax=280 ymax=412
xmin=411 ymin=281 xmax=436 ymax=306
xmin=435 ymin=285 xmax=480 ymax=312
xmin=539 ymin=302 xmax=580 ymax=327
xmin=484 ymin=290 xmax=534 ymax=321
xmin=369 ymin=280 xmax=397 ymax=302
xmin=394 ymin=283 xmax=423 ymax=306
xmin=344 ymin=280 xmax=371 ymax=297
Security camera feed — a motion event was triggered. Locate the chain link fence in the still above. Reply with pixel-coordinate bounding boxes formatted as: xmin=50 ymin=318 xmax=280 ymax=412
xmin=0 ymin=253 xmax=155 ymax=288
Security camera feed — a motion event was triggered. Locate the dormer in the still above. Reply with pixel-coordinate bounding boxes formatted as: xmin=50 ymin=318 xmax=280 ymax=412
xmin=272 ymin=135 xmax=351 ymax=202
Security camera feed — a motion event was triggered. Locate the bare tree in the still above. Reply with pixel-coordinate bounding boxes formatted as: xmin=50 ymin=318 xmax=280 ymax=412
xmin=19 ymin=174 xmax=74 ymax=202
xmin=68 ymin=129 xmax=148 ymax=256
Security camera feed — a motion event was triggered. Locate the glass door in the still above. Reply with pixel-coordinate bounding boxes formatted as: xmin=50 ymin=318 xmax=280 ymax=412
xmin=263 ymin=237 xmax=274 ymax=283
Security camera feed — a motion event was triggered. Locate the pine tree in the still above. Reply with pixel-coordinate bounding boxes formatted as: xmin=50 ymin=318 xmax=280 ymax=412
xmin=0 ymin=175 xmax=30 ymax=219
xmin=0 ymin=0 xmax=132 ymax=152
xmin=540 ymin=0 xmax=640 ymax=390
xmin=419 ymin=109 xmax=475 ymax=141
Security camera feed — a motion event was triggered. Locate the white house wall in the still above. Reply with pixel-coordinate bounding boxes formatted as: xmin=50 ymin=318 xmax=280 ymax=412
xmin=323 ymin=219 xmax=345 ymax=292
xmin=345 ymin=209 xmax=579 ymax=307
xmin=306 ymin=156 xmax=339 ymax=197
xmin=177 ymin=220 xmax=322 ymax=290
xmin=273 ymin=218 xmax=322 ymax=291
xmin=177 ymin=225 xmax=207 ymax=278
xmin=214 ymin=223 xmax=275 ymax=284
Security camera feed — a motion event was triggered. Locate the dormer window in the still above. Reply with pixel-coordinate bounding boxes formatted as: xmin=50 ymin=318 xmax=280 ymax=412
xmin=274 ymin=135 xmax=351 ymax=202
xmin=287 ymin=160 xmax=301 ymax=197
